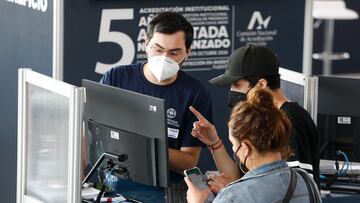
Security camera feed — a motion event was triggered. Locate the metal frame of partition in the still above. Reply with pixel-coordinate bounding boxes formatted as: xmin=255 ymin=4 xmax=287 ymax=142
xmin=302 ymin=0 xmax=314 ymax=76
xmin=53 ymin=0 xmax=64 ymax=81
xmin=17 ymin=69 xmax=84 ymax=203
xmin=305 ymin=75 xmax=318 ymax=124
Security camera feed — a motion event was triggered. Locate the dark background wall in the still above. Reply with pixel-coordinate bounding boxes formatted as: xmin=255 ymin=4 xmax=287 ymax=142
xmin=0 ymin=1 xmax=53 ymax=202
xmin=312 ymin=1 xmax=360 ymax=75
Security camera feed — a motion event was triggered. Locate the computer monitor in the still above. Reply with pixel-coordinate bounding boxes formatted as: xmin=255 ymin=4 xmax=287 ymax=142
xmin=82 ymin=79 xmax=169 ymax=188
xmin=317 ymin=75 xmax=360 ymax=162
xmin=317 ymin=114 xmax=360 ymax=162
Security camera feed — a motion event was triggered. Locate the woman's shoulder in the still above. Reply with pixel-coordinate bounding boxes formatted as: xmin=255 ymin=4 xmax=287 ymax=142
xmin=214 ymin=180 xmax=257 ymax=202
xmin=215 ymin=168 xmax=312 ymax=203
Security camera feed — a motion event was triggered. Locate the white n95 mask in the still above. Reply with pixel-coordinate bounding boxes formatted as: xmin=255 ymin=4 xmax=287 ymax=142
xmin=148 ymin=55 xmax=180 ymax=82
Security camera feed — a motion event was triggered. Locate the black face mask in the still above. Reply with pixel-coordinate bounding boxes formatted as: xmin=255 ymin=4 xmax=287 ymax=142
xmin=232 ymin=145 xmax=249 ymax=174
xmin=228 ymin=91 xmax=247 ymax=108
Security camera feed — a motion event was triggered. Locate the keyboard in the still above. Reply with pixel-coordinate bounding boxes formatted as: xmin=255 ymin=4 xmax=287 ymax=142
xmin=321 ymin=181 xmax=360 ymax=194
xmin=320 ymin=159 xmax=360 ymax=175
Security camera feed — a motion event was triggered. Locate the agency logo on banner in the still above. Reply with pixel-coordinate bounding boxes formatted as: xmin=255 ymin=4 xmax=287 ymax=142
xmin=236 ymin=11 xmax=277 ymax=46
xmin=247 ymin=11 xmax=271 ymax=30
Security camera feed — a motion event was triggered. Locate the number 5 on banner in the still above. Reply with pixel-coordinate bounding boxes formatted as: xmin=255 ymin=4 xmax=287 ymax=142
xmin=95 ymin=9 xmax=135 ymax=74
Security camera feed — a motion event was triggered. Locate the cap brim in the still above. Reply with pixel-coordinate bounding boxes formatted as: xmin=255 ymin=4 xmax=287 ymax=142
xmin=209 ymin=74 xmax=244 ymax=86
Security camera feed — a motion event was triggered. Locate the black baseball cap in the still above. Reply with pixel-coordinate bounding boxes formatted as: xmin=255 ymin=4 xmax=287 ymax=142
xmin=209 ymin=44 xmax=280 ymax=85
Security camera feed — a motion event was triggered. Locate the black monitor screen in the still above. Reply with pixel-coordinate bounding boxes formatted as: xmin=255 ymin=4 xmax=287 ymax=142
xmin=87 ymin=119 xmax=157 ymax=185
xmin=82 ymin=79 xmax=169 ymax=188
xmin=317 ymin=76 xmax=360 ymax=162
xmin=318 ymin=114 xmax=360 ymax=162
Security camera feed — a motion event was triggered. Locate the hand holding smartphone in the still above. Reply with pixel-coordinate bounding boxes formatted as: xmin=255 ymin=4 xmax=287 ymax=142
xmin=184 ymin=167 xmax=209 ymax=190
xmin=184 ymin=167 xmax=215 ymax=203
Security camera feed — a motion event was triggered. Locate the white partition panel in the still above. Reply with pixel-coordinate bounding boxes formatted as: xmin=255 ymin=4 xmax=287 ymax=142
xmin=17 ymin=69 xmax=84 ymax=203
xmin=279 ymin=67 xmax=318 ymax=121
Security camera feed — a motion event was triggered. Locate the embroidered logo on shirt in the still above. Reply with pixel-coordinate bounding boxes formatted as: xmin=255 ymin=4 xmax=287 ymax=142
xmin=167 ymin=127 xmax=179 ymax=139
xmin=167 ymin=108 xmax=176 ymax=119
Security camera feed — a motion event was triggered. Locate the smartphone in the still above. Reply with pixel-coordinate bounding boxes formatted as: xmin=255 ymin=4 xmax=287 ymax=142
xmin=184 ymin=167 xmax=209 ymax=190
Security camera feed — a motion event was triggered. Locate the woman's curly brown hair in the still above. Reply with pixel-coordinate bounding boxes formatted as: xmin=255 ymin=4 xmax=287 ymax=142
xmin=228 ymin=87 xmax=292 ymax=159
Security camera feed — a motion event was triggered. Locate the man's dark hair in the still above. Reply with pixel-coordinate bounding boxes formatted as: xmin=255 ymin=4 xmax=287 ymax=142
xmin=245 ymin=75 xmax=281 ymax=90
xmin=147 ymin=12 xmax=194 ymax=49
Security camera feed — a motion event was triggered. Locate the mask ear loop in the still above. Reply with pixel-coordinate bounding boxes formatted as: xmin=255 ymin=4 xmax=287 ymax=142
xmin=239 ymin=155 xmax=248 ymax=174
xmin=238 ymin=143 xmax=249 ymax=174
